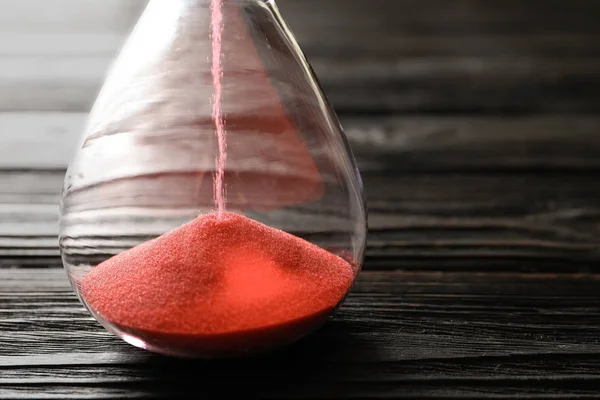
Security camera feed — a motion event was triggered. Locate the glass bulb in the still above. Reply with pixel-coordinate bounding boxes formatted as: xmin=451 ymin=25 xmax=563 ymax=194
xmin=59 ymin=0 xmax=367 ymax=358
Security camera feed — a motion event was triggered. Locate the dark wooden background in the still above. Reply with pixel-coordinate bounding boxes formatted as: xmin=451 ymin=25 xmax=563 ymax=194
xmin=2 ymin=0 xmax=600 ymax=398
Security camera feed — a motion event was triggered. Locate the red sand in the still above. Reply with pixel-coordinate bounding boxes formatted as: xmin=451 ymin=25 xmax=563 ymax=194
xmin=81 ymin=212 xmax=353 ymax=356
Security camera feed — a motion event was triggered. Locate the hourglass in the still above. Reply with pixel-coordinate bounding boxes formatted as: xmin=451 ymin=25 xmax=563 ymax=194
xmin=59 ymin=0 xmax=367 ymax=358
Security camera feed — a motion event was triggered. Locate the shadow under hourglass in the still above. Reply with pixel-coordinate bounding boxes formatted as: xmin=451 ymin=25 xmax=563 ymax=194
xmin=123 ymin=319 xmax=372 ymax=397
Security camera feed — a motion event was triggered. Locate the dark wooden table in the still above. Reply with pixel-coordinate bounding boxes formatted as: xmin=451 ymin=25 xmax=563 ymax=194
xmin=2 ymin=0 xmax=600 ymax=398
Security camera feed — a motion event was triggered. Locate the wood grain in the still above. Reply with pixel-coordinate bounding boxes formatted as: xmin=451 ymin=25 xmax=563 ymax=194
xmin=4 ymin=113 xmax=600 ymax=170
xmin=1 ymin=269 xmax=600 ymax=398
xmin=1 ymin=0 xmax=600 ymax=112
xmin=2 ymin=115 xmax=600 ymax=271
xmin=4 ymin=170 xmax=600 ymax=272
xmin=280 ymin=0 xmax=600 ymax=112
xmin=2 ymin=1 xmax=600 ymax=397
xmin=0 ymin=0 xmax=145 ymax=34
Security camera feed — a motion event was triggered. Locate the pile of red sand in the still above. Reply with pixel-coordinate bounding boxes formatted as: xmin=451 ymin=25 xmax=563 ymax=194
xmin=81 ymin=212 xmax=353 ymax=356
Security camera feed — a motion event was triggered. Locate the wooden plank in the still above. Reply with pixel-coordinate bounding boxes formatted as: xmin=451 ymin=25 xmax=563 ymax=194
xmin=3 ymin=114 xmax=600 ymax=271
xmin=1 ymin=0 xmax=599 ymax=112
xmin=4 ymin=170 xmax=600 ymax=271
xmin=3 ymin=0 xmax=598 ymax=38
xmin=0 ymin=58 xmax=107 ymax=113
xmin=0 ymin=34 xmax=126 ymax=57
xmin=363 ymin=172 xmax=600 ymax=271
xmin=1 ymin=269 xmax=600 ymax=398
xmin=0 ymin=0 xmax=142 ymax=111
xmin=278 ymin=0 xmax=600 ymax=51
xmin=282 ymin=0 xmax=600 ymax=112
xmin=0 ymin=113 xmax=83 ymax=169
xmin=0 ymin=0 xmax=146 ymax=34
xmin=3 ymin=113 xmax=600 ymax=171
xmin=344 ymin=115 xmax=600 ymax=171
xmin=3 ymin=50 xmax=600 ymax=113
